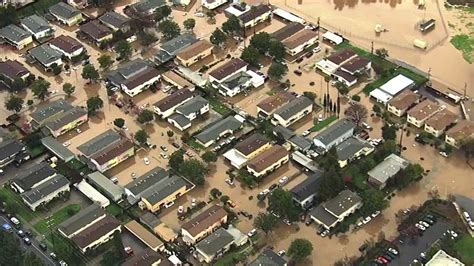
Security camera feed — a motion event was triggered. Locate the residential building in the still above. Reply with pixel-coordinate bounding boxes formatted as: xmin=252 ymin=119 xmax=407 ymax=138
xmin=0 ymin=60 xmax=30 ymax=88
xmin=247 ymin=145 xmax=289 ymax=178
xmin=332 ymin=69 xmax=357 ymax=88
xmin=122 ymin=248 xmax=165 ymax=266
xmin=11 ymin=162 xmax=56 ymax=193
xmin=249 ymin=248 xmax=288 ymax=266
xmin=98 ymin=11 xmax=130 ymax=32
xmin=0 ymin=24 xmax=33 ymax=49
xmin=340 ymin=56 xmax=371 ymax=75
xmin=407 ymin=99 xmax=443 ymax=128
xmin=29 ymin=99 xmax=88 ymax=137
xmin=424 ymin=109 xmax=458 ymax=137
xmin=21 ymin=174 xmax=70 ymax=211
xmin=106 ymin=59 xmax=160 ymax=97
xmin=271 ymin=22 xmax=305 ymax=42
xmin=195 ymin=228 xmax=235 ymax=263
xmin=49 ymin=35 xmax=85 ymax=59
xmin=41 ymin=136 xmax=75 ymax=162
xmin=87 ymin=172 xmax=124 ymax=202
xmin=291 ymin=150 xmax=320 ymax=172
xmin=67 ymin=0 xmax=90 ymax=9
xmin=28 ymin=43 xmax=63 ymax=69
xmin=58 ymin=204 xmax=106 ymax=238
xmin=140 ymin=175 xmax=193 ymax=213
xmin=322 ymin=31 xmax=344 ymax=45
xmin=387 ymin=90 xmax=420 ymax=117
xmin=282 ymin=29 xmax=318 ymax=56
xmin=217 ymin=69 xmax=264 ymax=97
xmin=425 ymin=250 xmax=464 ymax=266
xmin=201 ymin=0 xmax=227 ymax=10
xmin=172 ymin=0 xmax=191 ymax=6
xmin=288 ymin=135 xmax=312 ymax=152
xmin=208 ymin=58 xmax=248 ymax=85
xmin=368 ymin=154 xmax=410 ymax=189
xmin=124 ymin=166 xmax=169 ymax=204
xmin=74 ymin=180 xmax=110 ymax=208
xmin=49 ymin=2 xmax=83 ymax=26
xmin=195 ymin=116 xmax=243 ymax=147
xmin=257 ymin=92 xmax=296 ymax=117
xmin=176 ymin=40 xmax=213 ymax=67
xmin=167 ymin=96 xmax=209 ymax=131
xmin=124 ymin=220 xmax=164 ymax=252
xmin=71 ymin=215 xmax=121 ymax=253
xmin=290 ymin=172 xmax=322 ymax=209
xmin=0 ymin=139 xmax=26 ymax=168
xmin=309 ymin=190 xmax=362 ymax=229
xmin=78 ymin=129 xmax=134 ymax=172
xmin=161 ymin=70 xmax=193 ymax=90
xmin=271 ymin=96 xmax=313 ymax=127
xmin=313 ymin=119 xmax=356 ymax=151
xmin=140 ymin=213 xmax=178 ymax=242
xmin=128 ymin=0 xmax=167 ymax=16
xmin=335 ymin=137 xmax=375 ymax=168
xmin=223 ymin=133 xmax=271 ymax=169
xmin=370 ymin=74 xmax=415 ymax=105
xmin=445 ymin=120 xmax=474 ymax=148
xmin=20 ymin=15 xmax=54 ymax=40
xmin=153 ymin=88 xmax=194 ymax=118
xmin=154 ymin=34 xmax=197 ymax=65
xmin=181 ymin=205 xmax=228 ymax=244
xmin=316 ymin=49 xmax=357 ymax=75
xmin=237 ymin=4 xmax=272 ymax=28
xmin=273 ymin=125 xmax=296 ymax=141
xmin=78 ymin=20 xmax=113 ymax=44
xmin=272 ymin=8 xmax=305 ymax=24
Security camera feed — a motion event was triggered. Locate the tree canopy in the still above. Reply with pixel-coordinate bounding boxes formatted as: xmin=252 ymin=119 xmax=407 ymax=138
xmin=81 ymin=64 xmax=100 ymax=83
xmin=114 ymin=40 xmax=132 ymax=61
xmin=382 ymin=124 xmax=397 ymax=140
xmin=86 ymin=96 xmax=104 ymax=115
xmin=62 ymin=83 xmax=75 ymax=97
xmin=114 ymin=118 xmax=125 ymax=128
xmin=222 ymin=15 xmax=241 ymax=35
xmin=135 ymin=129 xmax=149 ymax=145
xmin=254 ymin=212 xmax=278 ymax=235
xmin=5 ymin=95 xmax=23 ymax=113
xmin=202 ymin=151 xmax=218 ymax=163
xmin=250 ymin=32 xmax=271 ymax=54
xmin=98 ymin=54 xmax=113 ymax=70
xmin=288 ymin=238 xmax=313 ymax=261
xmin=268 ymin=188 xmax=300 ymax=221
xmin=210 ymin=28 xmax=226 ymax=47
xmin=31 ymin=79 xmax=50 ymax=101
xmin=154 ymin=5 xmax=172 ymax=22
xmin=345 ymin=103 xmax=368 ymax=126
xmin=268 ymin=62 xmax=288 ymax=81
xmin=360 ymin=188 xmax=388 ymax=216
xmin=183 ymin=18 xmax=196 ymax=31
xmin=0 ymin=230 xmax=43 ymax=266
xmin=268 ymin=40 xmax=285 ymax=61
xmin=137 ymin=109 xmax=155 ymax=124
xmin=158 ymin=20 xmax=181 ymax=40
xmin=318 ymin=165 xmax=344 ymax=202
xmin=240 ymin=46 xmax=261 ymax=67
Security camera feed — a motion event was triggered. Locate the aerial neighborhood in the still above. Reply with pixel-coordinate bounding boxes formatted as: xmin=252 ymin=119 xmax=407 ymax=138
xmin=0 ymin=0 xmax=473 ymax=265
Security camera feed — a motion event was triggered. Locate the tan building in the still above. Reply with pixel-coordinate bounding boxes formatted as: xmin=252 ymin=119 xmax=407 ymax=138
xmin=223 ymin=133 xmax=272 ymax=169
xmin=140 ymin=175 xmax=192 ymax=213
xmin=424 ymin=109 xmax=458 ymax=137
xmin=124 ymin=220 xmax=165 ymax=252
xmin=247 ymin=145 xmax=289 ymax=178
xmin=407 ymin=99 xmax=443 ymax=128
xmin=445 ymin=120 xmax=474 ymax=148
xmin=257 ymin=92 xmax=296 ymax=117
xmin=161 ymin=70 xmax=193 ymax=89
xmin=176 ymin=40 xmax=213 ymax=67
xmin=387 ymin=90 xmax=420 ymax=117
xmin=181 ymin=205 xmax=228 ymax=245
xmin=282 ymin=29 xmax=318 ymax=56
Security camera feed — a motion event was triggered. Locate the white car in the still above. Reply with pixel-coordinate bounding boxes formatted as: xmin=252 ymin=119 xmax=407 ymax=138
xmin=76 ymin=128 xmax=82 ymax=134
xmin=144 ymin=157 xmax=150 ymax=165
xmin=313 ymin=46 xmax=321 ymax=53
xmin=261 ymin=189 xmax=270 ymax=196
xmin=278 ymin=176 xmax=289 ymax=185
xmin=439 ymin=151 xmax=448 ymax=158
xmin=178 ymin=205 xmax=184 ymax=214
xmin=420 ymin=221 xmax=430 ymax=228
xmin=362 ymin=216 xmax=372 ymax=224
xmin=62 ymin=141 xmax=71 ymax=147
xmin=463 ymin=211 xmax=471 ymax=222
xmin=371 ymin=211 xmax=381 ymax=218
xmin=320 ymin=230 xmax=329 ymax=237
xmin=415 ymin=223 xmax=426 ymax=231
xmin=164 ymin=201 xmax=175 ymax=208
xmin=302 ymin=130 xmax=311 ymax=137
xmin=247 ymin=229 xmax=257 ymax=237
xmin=10 ymin=217 xmax=20 ymax=225
xmin=194 ymin=12 xmax=204 ymax=17
xmin=448 ymin=230 xmax=458 ymax=238
xmin=388 ymin=247 xmax=399 ymax=255
xmin=225 ymin=178 xmax=234 ymax=185
xmin=277 ymin=250 xmax=286 ymax=256
xmin=468 ymin=221 xmax=474 ymax=231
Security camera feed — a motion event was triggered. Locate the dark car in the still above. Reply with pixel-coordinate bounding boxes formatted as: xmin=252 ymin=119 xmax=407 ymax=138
xmin=25 ymin=230 xmax=33 ymax=237
xmin=296 ymin=57 xmax=304 ymax=63
xmin=293 ymin=70 xmax=302 ymax=76
xmin=39 ymin=243 xmax=47 ymax=251
xmin=305 ymin=52 xmax=314 ymax=58
xmin=269 ymin=184 xmax=278 ymax=191
xmin=172 ymin=143 xmax=180 ymax=149
xmin=17 ymin=230 xmax=25 ymax=237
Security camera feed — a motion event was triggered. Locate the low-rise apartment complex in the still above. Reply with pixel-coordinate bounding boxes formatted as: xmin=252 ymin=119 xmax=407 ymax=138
xmin=246 ymin=145 xmax=289 ymax=178
xmin=181 ymin=205 xmax=228 ymax=244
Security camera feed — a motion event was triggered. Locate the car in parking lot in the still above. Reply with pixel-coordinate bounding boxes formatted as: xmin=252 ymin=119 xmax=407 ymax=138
xmin=419 ymin=221 xmax=430 ymax=228
xmin=377 ymin=256 xmax=389 ymax=264
xmin=23 ymin=237 xmax=31 ymax=245
xmin=269 ymin=184 xmax=279 ymax=191
xmin=227 ymin=200 xmax=236 ymax=208
xmin=302 ymin=130 xmax=311 ymax=137
xmin=415 ymin=223 xmax=426 ymax=231
xmin=50 ymin=252 xmax=57 ymax=260
xmin=160 ymin=146 xmax=168 ymax=152
xmin=172 ymin=143 xmax=180 ymax=149
xmin=39 ymin=243 xmax=47 ymax=251
xmin=388 ymin=247 xmax=398 ymax=255
xmin=320 ymin=230 xmax=329 ymax=237
xmin=17 ymin=230 xmax=25 ymax=237
xmin=160 ymin=153 xmax=169 ymax=159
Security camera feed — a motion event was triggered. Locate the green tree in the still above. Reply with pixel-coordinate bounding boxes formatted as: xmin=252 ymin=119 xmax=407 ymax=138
xmin=205 ymin=10 xmax=216 ymax=23
xmin=267 ymin=62 xmax=288 ymax=81
xmin=345 ymin=103 xmax=368 ymax=127
xmin=389 ymin=163 xmax=424 ymax=189
xmin=335 ymin=81 xmax=349 ymax=95
xmin=113 ymin=118 xmax=125 ymax=128
xmin=180 ymin=159 xmax=208 ymax=185
xmin=303 ymin=91 xmax=317 ymax=102
xmin=375 ymin=48 xmax=389 ymax=59
xmin=318 ymin=166 xmax=344 ymax=201
xmin=210 ymin=28 xmax=226 ymax=47
xmin=360 ymin=189 xmax=388 ymax=216
xmin=0 ymin=5 xmax=19 ymax=28
xmin=137 ymin=109 xmax=154 ymax=124
xmin=318 ymin=146 xmax=340 ymax=172
xmin=268 ymin=188 xmax=299 ymax=221
xmin=375 ymin=139 xmax=398 ymax=158
xmin=268 ymin=40 xmax=285 ymax=61
xmin=62 ymin=82 xmax=75 ymax=97
xmin=372 ymin=104 xmax=381 ymax=113
xmin=382 ymin=124 xmax=397 ymax=140
xmin=98 ymin=54 xmax=113 ymax=70
xmin=115 ymin=40 xmax=132 ymax=61
xmin=351 ymin=95 xmax=361 ymax=102
xmin=86 ymin=96 xmax=104 ymax=115
xmin=250 ymin=32 xmax=271 ymax=54
xmin=4 ymin=95 xmax=23 ymax=113
xmin=166 ymin=130 xmax=174 ymax=138
xmin=202 ymin=151 xmax=218 ymax=163
xmin=158 ymin=20 xmax=181 ymax=40
xmin=220 ymin=195 xmax=230 ymax=204
xmin=254 ymin=212 xmax=278 ymax=235
xmin=138 ymin=31 xmax=158 ymax=46
xmin=31 ymin=79 xmax=50 ymax=101
xmin=134 ymin=129 xmax=149 ymax=145
xmin=240 ymin=46 xmax=261 ymax=67
xmin=154 ymin=5 xmax=172 ymax=22
xmin=288 ymin=238 xmax=313 ymax=261
xmin=183 ymin=18 xmax=196 ymax=31
xmin=169 ymin=149 xmax=185 ymax=170
xmin=10 ymin=77 xmax=26 ymax=92
xmin=81 ymin=64 xmax=100 ymax=83
xmin=52 ymin=64 xmax=62 ymax=75
xmin=222 ymin=15 xmax=241 ymax=35
xmin=210 ymin=188 xmax=221 ymax=198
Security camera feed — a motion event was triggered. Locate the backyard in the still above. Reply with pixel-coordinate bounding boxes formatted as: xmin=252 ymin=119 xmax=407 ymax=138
xmin=454 ymin=235 xmax=474 ymax=265
xmin=0 ymin=187 xmax=36 ymax=222
xmin=33 ymin=204 xmax=81 ymax=235
xmin=310 ymin=115 xmax=337 ymax=132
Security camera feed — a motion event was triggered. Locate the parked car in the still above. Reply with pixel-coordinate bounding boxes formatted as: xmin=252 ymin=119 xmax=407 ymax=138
xmin=419 ymin=221 xmax=430 ymax=228
xmin=172 ymin=142 xmax=180 ymax=149
xmin=388 ymin=247 xmax=399 ymax=255
xmin=143 ymin=157 xmax=150 ymax=165
xmin=415 ymin=223 xmax=426 ymax=231
xmin=293 ymin=69 xmax=302 ymax=76
xmin=23 ymin=237 xmax=31 ymax=245
xmin=124 ymin=247 xmax=133 ymax=256
xmin=305 ymin=219 xmax=313 ymax=226
xmin=269 ymin=184 xmax=279 ymax=191
xmin=313 ymin=46 xmax=321 ymax=53
xmin=296 ymin=57 xmax=304 ymax=63
xmin=278 ymin=176 xmax=289 ymax=185
xmin=277 ymin=250 xmax=286 ymax=257
xmin=371 ymin=211 xmax=381 ymax=218
xmin=10 ymin=217 xmax=20 ymax=226
xmin=302 ymin=130 xmax=311 ymax=137
xmin=225 ymin=178 xmax=234 ymax=186
xmin=39 ymin=243 xmax=47 ymax=251
xmin=160 ymin=146 xmax=168 ymax=152
xmin=50 ymin=252 xmax=57 ymax=260
xmin=17 ymin=230 xmax=25 ymax=237
xmin=248 ymin=229 xmax=257 ymax=237
xmin=305 ymin=51 xmax=314 ymax=58
xmin=283 ymin=219 xmax=292 ymax=226
xmin=227 ymin=200 xmax=236 ymax=208
xmin=320 ymin=230 xmax=329 ymax=237
xmin=439 ymin=151 xmax=448 ymax=158
xmin=362 ymin=216 xmax=372 ymax=224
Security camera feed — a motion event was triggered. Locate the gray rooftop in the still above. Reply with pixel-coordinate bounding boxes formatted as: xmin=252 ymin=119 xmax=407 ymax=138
xmin=58 ymin=204 xmax=106 ymax=237
xmin=290 ymin=172 xmax=323 ymax=202
xmin=98 ymin=11 xmax=129 ymax=29
xmin=289 ymin=135 xmax=312 ymax=151
xmin=314 ymin=119 xmax=356 ymax=146
xmin=175 ymin=95 xmax=208 ymax=116
xmin=273 ymin=125 xmax=295 ymax=141
xmin=41 ymin=136 xmax=75 ymax=162
xmin=220 ymin=71 xmax=252 ymax=91
xmin=155 ymin=34 xmax=197 ymax=64
xmin=336 ymin=137 xmax=373 ymax=161
xmin=0 ymin=24 xmax=31 ymax=43
xmin=49 ymin=2 xmax=81 ymax=20
xmin=87 ymin=171 xmax=124 ymax=201
xmin=143 ymin=175 xmax=190 ymax=205
xmin=12 ymin=162 xmax=56 ymax=191
xmin=309 ymin=204 xmax=338 ymax=228
xmin=106 ymin=59 xmax=150 ymax=86
xmin=168 ymin=113 xmax=191 ymax=128
xmin=21 ymin=174 xmax=69 ymax=205
xmin=196 ymin=227 xmax=234 ymax=257
xmin=77 ymin=129 xmax=121 ymax=157
xmin=30 ymin=99 xmax=73 ymax=124
xmin=29 ymin=43 xmax=62 ymax=66
xmin=325 ymin=190 xmax=362 ymax=217
xmin=44 ymin=107 xmax=87 ymax=131
xmin=125 ymin=166 xmax=168 ymax=196
xmin=368 ymin=154 xmax=409 ymax=184
xmin=0 ymin=139 xmax=25 ymax=162
xmin=140 ymin=212 xmax=162 ymax=229
xmin=274 ymin=96 xmax=312 ymax=120
xmin=131 ymin=0 xmax=167 ymax=14
xmin=195 ymin=116 xmax=242 ymax=144
xmin=21 ymin=15 xmax=52 ymax=35
xmin=249 ymin=248 xmax=288 ymax=266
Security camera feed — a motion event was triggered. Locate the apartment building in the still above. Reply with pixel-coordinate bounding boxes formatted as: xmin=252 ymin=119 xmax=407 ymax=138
xmin=10 ymin=162 xmax=57 ymax=193
xmin=154 ymin=34 xmax=197 ymax=65
xmin=282 ymin=29 xmax=318 ymax=56
xmin=98 ymin=11 xmax=130 ymax=32
xmin=201 ymin=0 xmax=227 ymax=9
xmin=237 ymin=4 xmax=272 ymax=28
xmin=271 ymin=96 xmax=313 ymax=127
xmin=78 ymin=20 xmax=113 ymax=44
xmin=49 ymin=2 xmax=83 ymax=26
xmin=407 ymin=99 xmax=443 ymax=128
xmin=257 ymin=92 xmax=295 ymax=117
xmin=316 ymin=49 xmax=357 ymax=75
xmin=208 ymin=58 xmax=248 ymax=85
xmin=309 ymin=190 xmax=362 ymax=229
xmin=313 ymin=119 xmax=356 ymax=151
xmin=0 ymin=139 xmax=26 ymax=168
xmin=387 ymin=90 xmax=420 ymax=117
xmin=246 ymin=145 xmax=289 ymax=178
xmin=140 ymin=175 xmax=192 ymax=213
xmin=21 ymin=174 xmax=70 ymax=211
xmin=153 ymin=88 xmax=194 ymax=118
xmin=368 ymin=154 xmax=410 ymax=189
xmin=195 ymin=116 xmax=243 ymax=147
xmin=0 ymin=24 xmax=33 ymax=50
xmin=58 ymin=204 xmax=107 ymax=238
xmin=181 ymin=205 xmax=228 ymax=244
xmin=176 ymin=40 xmax=213 ymax=67
xmin=71 ymin=215 xmax=121 ymax=253
xmin=223 ymin=133 xmax=271 ymax=169
xmin=49 ymin=35 xmax=85 ymax=59
xmin=290 ymin=173 xmax=322 ymax=209
xmin=28 ymin=43 xmax=63 ymax=69
xmin=167 ymin=95 xmax=209 ymax=131
xmin=20 ymin=14 xmax=54 ymax=40
xmin=445 ymin=120 xmax=474 ymax=148
xmin=424 ymin=109 xmax=458 ymax=137
xmin=335 ymin=137 xmax=375 ymax=168
xmin=106 ymin=59 xmax=160 ymax=97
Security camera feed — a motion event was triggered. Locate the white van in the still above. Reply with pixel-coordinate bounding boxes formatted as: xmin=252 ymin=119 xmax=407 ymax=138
xmin=414 ymin=39 xmax=428 ymax=49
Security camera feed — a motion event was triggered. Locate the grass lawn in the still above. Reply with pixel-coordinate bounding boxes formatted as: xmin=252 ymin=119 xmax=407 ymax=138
xmin=335 ymin=41 xmax=395 ymax=72
xmin=67 ymin=158 xmax=86 ymax=170
xmin=454 ymin=235 xmax=474 ymax=265
xmin=362 ymin=67 xmax=428 ymax=94
xmin=208 ymin=97 xmax=232 ymax=116
xmin=33 ymin=204 xmax=81 ymax=235
xmin=0 ymin=187 xmax=36 ymax=222
xmin=214 ymin=243 xmax=252 ymax=266
xmin=450 ymin=34 xmax=474 ymax=63
xmin=28 ymin=145 xmax=46 ymax=158
xmin=187 ymin=138 xmax=205 ymax=151
xmin=106 ymin=203 xmax=123 ymax=216
xmin=310 ymin=115 xmax=337 ymax=132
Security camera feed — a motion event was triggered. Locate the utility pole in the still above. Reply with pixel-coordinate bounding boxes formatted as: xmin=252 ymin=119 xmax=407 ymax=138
xmin=427 ymin=67 xmax=432 ymax=84
xmin=371 ymin=41 xmax=374 ymax=54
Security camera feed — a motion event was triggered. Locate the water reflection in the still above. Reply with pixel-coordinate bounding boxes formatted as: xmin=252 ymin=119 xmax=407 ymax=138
xmin=332 ymin=0 xmax=403 ymax=10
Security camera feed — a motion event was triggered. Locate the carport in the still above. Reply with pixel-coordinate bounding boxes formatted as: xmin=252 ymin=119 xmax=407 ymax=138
xmin=124 ymin=220 xmax=164 ymax=252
